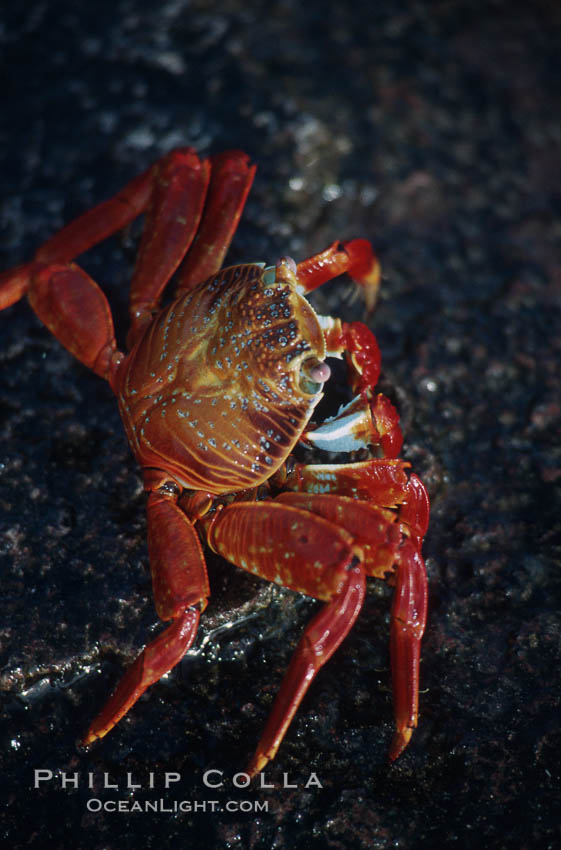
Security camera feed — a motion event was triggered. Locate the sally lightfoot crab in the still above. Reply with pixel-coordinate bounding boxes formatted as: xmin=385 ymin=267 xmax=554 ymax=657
xmin=0 ymin=149 xmax=429 ymax=772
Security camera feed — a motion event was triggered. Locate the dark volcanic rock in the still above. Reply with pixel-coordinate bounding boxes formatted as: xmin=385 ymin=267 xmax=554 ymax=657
xmin=1 ymin=1 xmax=560 ymax=847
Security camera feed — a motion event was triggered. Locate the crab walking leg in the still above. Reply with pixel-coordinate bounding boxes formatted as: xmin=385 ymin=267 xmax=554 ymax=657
xmin=286 ymin=462 xmax=428 ymax=543
xmin=389 ymin=541 xmax=428 ymax=760
xmin=0 ymin=147 xmax=207 ymax=314
xmin=276 ymin=490 xmax=428 ymax=760
xmin=0 ymin=263 xmax=37 ymax=310
xmin=247 ymin=564 xmax=366 ymax=775
xmin=83 ymin=488 xmax=209 ymax=744
xmin=282 ymin=460 xmax=429 ymax=758
xmin=0 ymin=161 xmax=157 ymax=311
xmin=35 ymin=167 xmax=155 ymax=265
xmin=287 ymin=465 xmax=430 ymax=549
xmin=174 ymin=150 xmax=256 ymax=294
xmin=200 ymin=500 xmax=366 ymax=772
xmin=274 ymin=492 xmax=401 ymax=580
xmin=285 ymin=458 xmax=412 ymax=505
xmin=399 ymin=473 xmax=430 ymax=549
xmin=127 ymin=149 xmax=211 ymax=344
xmin=15 ymin=262 xmax=121 ymax=383
xmin=82 ymin=609 xmax=200 ymax=745
xmin=284 ymin=460 xmax=429 ymax=564
xmin=295 ymin=239 xmax=381 ymax=313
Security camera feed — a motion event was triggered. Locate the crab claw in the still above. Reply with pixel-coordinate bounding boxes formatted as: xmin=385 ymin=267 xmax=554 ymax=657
xmin=302 ymin=392 xmax=402 ymax=458
xmin=370 ymin=393 xmax=403 ymax=458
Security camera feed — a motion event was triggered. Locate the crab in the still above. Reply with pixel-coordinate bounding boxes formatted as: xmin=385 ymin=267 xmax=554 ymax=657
xmin=0 ymin=149 xmax=429 ymax=773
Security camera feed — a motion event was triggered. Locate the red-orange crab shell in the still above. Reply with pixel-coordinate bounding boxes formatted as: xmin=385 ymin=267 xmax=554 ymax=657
xmin=116 ymin=261 xmax=327 ymax=493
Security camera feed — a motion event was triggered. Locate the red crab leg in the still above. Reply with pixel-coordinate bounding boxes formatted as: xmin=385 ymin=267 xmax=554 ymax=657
xmin=126 ymin=150 xmax=255 ymax=345
xmin=0 ymin=148 xmax=254 ymax=346
xmin=82 ymin=608 xmax=200 ymax=745
xmin=296 ymin=239 xmax=381 ymax=313
xmin=275 ymin=491 xmax=427 ymax=760
xmin=285 ymin=457 xmax=412 ymax=505
xmin=389 ymin=540 xmax=428 ymax=760
xmin=247 ymin=564 xmax=365 ymax=775
xmin=174 ymin=150 xmax=256 ymax=294
xmin=127 ymin=150 xmax=211 ymax=343
xmin=0 ymin=147 xmax=208 ymax=326
xmin=0 ymin=164 xmax=156 ymax=311
xmin=200 ymin=500 xmax=366 ymax=774
xmin=302 ymin=390 xmax=403 ymax=458
xmin=274 ymin=491 xmax=401 ymax=579
xmin=399 ymin=473 xmax=430 ymax=548
xmin=83 ymin=486 xmax=209 ymax=744
xmin=35 ymin=168 xmax=155 ymax=265
xmin=0 ymin=263 xmax=33 ymax=310
xmin=285 ymin=459 xmax=429 ymax=547
xmin=0 ymin=261 xmax=121 ymax=384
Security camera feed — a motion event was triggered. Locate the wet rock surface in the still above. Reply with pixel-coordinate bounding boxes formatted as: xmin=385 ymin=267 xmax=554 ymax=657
xmin=1 ymin=1 xmax=560 ymax=847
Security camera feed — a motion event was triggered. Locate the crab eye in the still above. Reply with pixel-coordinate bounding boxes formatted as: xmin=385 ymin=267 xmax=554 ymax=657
xmin=299 ymin=357 xmax=331 ymax=394
xmin=275 ymin=256 xmax=298 ymax=283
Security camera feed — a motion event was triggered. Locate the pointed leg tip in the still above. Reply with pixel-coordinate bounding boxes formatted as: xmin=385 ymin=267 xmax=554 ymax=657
xmin=77 ymin=734 xmax=94 ymax=752
xmin=80 ymin=731 xmax=96 ymax=748
xmin=341 ymin=239 xmax=381 ymax=313
xmin=389 ymin=727 xmax=413 ymax=761
xmin=81 ymin=724 xmax=105 ymax=746
xmin=81 ymin=717 xmax=115 ymax=747
xmin=246 ymin=751 xmax=271 ymax=779
xmin=354 ymin=259 xmax=381 ymax=314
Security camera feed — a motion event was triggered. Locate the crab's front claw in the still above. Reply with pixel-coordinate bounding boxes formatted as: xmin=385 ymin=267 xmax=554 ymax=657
xmin=342 ymin=320 xmax=383 ymax=395
xmin=370 ymin=394 xmax=403 ymax=458
xmin=320 ymin=318 xmax=383 ymax=397
xmin=302 ymin=392 xmax=402 ymax=458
